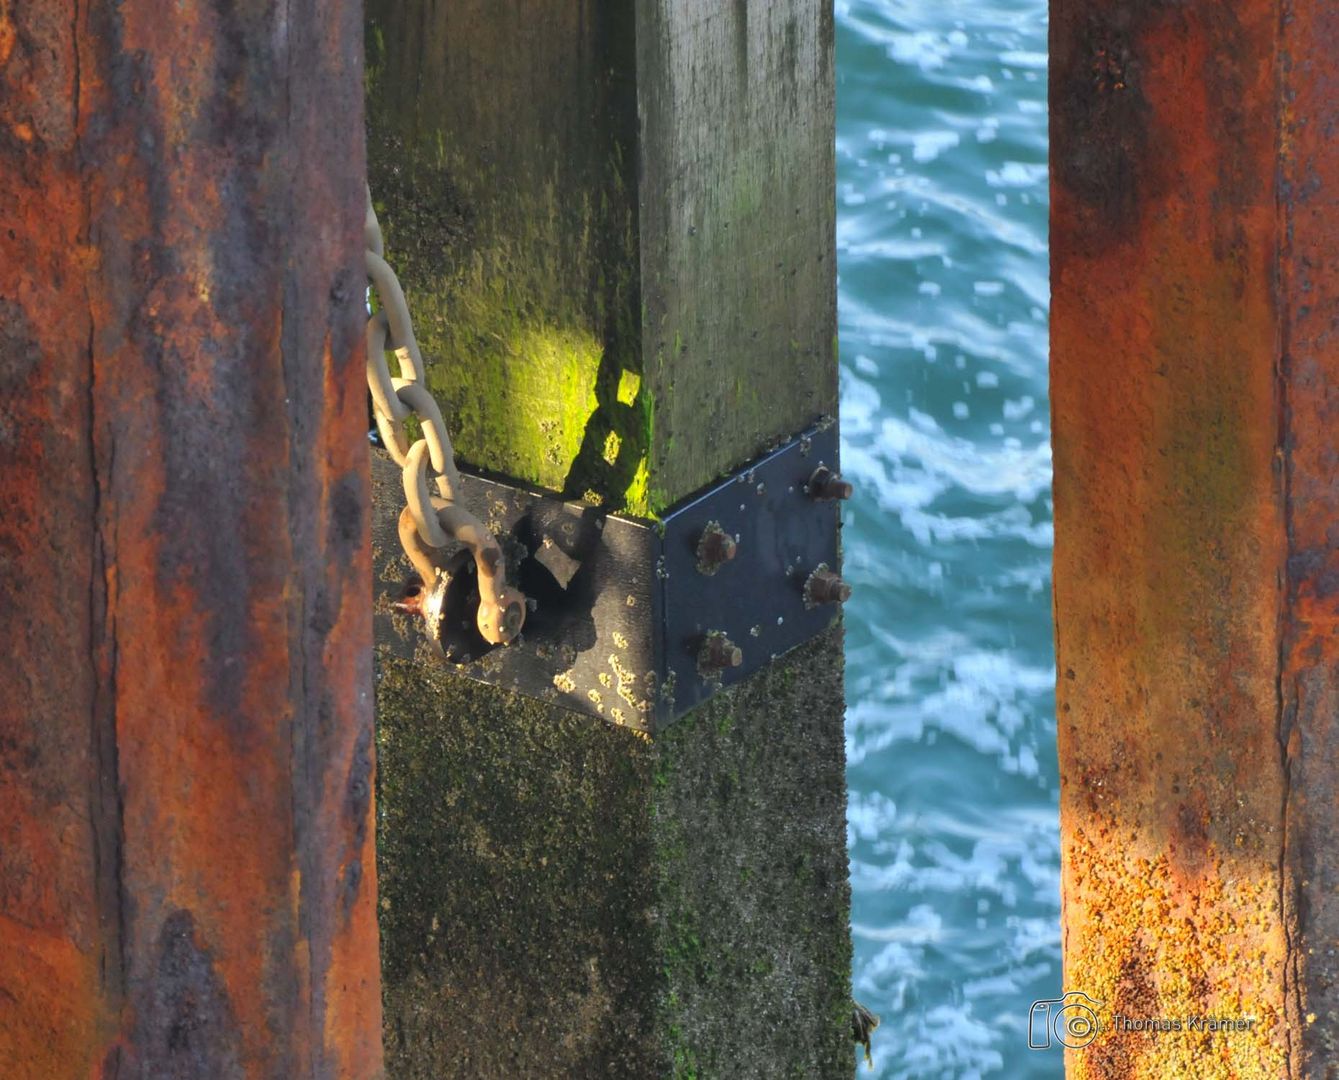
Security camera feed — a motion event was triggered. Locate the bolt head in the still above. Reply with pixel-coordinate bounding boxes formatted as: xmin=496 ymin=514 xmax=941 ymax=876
xmin=698 ymin=632 xmax=743 ymax=676
xmin=808 ymin=465 xmax=853 ymax=501
xmin=696 ymin=521 xmax=738 ymax=575
xmin=805 ymin=567 xmax=852 ymax=607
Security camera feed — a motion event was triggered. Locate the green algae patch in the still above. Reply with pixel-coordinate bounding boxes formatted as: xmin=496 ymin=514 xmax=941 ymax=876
xmin=617 ymin=369 xmax=643 ymax=407
xmin=425 ymin=308 xmax=603 ymax=488
xmin=366 ymin=1 xmax=647 ymax=503
xmin=367 ymin=139 xmax=629 ymax=494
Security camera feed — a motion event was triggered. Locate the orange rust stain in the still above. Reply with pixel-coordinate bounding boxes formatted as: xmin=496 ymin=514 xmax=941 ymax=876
xmin=1052 ymin=1 xmax=1296 ymax=1076
xmin=2 ymin=0 xmax=381 ymax=1075
xmin=0 ymin=13 xmax=12 ymax=67
xmin=314 ymin=327 xmax=385 ymax=1076
xmin=1 ymin=4 xmax=113 ymax=1077
xmin=0 ymin=916 xmax=102 ymax=1080
xmin=1062 ymin=833 xmax=1286 ymax=1079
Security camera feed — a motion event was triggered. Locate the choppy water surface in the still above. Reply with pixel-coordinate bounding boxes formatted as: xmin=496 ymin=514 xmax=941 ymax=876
xmin=835 ymin=1 xmax=1058 ymax=1076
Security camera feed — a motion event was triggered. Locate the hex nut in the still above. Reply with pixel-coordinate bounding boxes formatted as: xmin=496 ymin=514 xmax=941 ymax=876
xmin=695 ymin=521 xmax=738 ymax=575
xmin=807 ymin=465 xmax=853 ymax=501
xmin=697 ymin=631 xmax=743 ymax=676
xmin=804 ymin=565 xmax=852 ymax=608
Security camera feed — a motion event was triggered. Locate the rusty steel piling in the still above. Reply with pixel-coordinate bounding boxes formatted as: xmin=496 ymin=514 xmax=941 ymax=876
xmin=1051 ymin=0 xmax=1338 ymax=1076
xmin=0 ymin=2 xmax=383 ymax=1076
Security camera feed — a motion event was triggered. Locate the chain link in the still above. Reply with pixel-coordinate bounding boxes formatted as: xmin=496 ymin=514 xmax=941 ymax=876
xmin=364 ymin=187 xmax=526 ymax=647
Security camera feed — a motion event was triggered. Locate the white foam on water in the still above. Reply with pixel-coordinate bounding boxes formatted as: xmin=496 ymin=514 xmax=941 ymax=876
xmin=886 ymin=31 xmax=956 ymax=71
xmin=986 ymin=161 xmax=1049 ymax=188
xmin=838 ymin=0 xmax=1055 ymax=1074
xmin=999 ymin=49 xmax=1047 ymax=70
xmin=912 ymin=130 xmax=962 ymax=163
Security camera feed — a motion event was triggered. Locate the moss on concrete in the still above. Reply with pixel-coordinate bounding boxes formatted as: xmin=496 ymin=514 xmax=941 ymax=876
xmin=650 ymin=627 xmax=853 ymax=1079
xmin=367 ymin=136 xmax=647 ymax=509
xmin=376 ymin=651 xmax=660 ymax=1079
xmin=365 ymin=2 xmax=838 ymax=516
xmin=376 ymin=627 xmax=852 ymax=1079
xmin=365 ymin=3 xmax=652 ymax=513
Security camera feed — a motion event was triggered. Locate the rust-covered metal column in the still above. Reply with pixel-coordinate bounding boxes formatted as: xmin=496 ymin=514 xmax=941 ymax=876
xmin=0 ymin=2 xmax=383 ymax=1077
xmin=1051 ymin=0 xmax=1338 ymax=1075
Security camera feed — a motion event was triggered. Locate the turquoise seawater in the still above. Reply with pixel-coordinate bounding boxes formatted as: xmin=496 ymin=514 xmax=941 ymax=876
xmin=835 ymin=1 xmax=1059 ymax=1077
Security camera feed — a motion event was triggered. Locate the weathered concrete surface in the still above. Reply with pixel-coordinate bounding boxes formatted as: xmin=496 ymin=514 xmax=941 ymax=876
xmin=1051 ymin=0 xmax=1338 ymax=1075
xmin=634 ymin=2 xmax=838 ymax=508
xmin=374 ymin=629 xmax=850 ymax=1080
xmin=0 ymin=2 xmax=382 ymax=1077
xmin=366 ymin=1 xmax=852 ymax=1076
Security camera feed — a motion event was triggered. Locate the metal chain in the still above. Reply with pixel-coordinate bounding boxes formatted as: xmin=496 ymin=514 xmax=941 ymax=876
xmin=364 ymin=187 xmax=525 ymax=647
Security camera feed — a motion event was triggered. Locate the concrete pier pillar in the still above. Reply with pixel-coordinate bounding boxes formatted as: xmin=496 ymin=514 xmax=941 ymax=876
xmin=365 ymin=2 xmax=854 ymax=1076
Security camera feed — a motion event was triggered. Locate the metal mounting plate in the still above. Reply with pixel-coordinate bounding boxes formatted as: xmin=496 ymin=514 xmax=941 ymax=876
xmin=372 ymin=421 xmax=842 ymax=733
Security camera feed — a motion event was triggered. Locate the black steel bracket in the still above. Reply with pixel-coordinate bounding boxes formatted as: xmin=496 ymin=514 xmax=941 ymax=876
xmin=374 ymin=420 xmax=846 ymax=733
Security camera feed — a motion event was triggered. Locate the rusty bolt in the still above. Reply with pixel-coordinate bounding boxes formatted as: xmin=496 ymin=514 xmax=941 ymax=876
xmin=808 ymin=465 xmax=853 ymax=501
xmin=696 ymin=521 xmax=738 ymax=575
xmin=805 ymin=567 xmax=852 ymax=607
xmin=697 ymin=632 xmax=743 ymax=676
